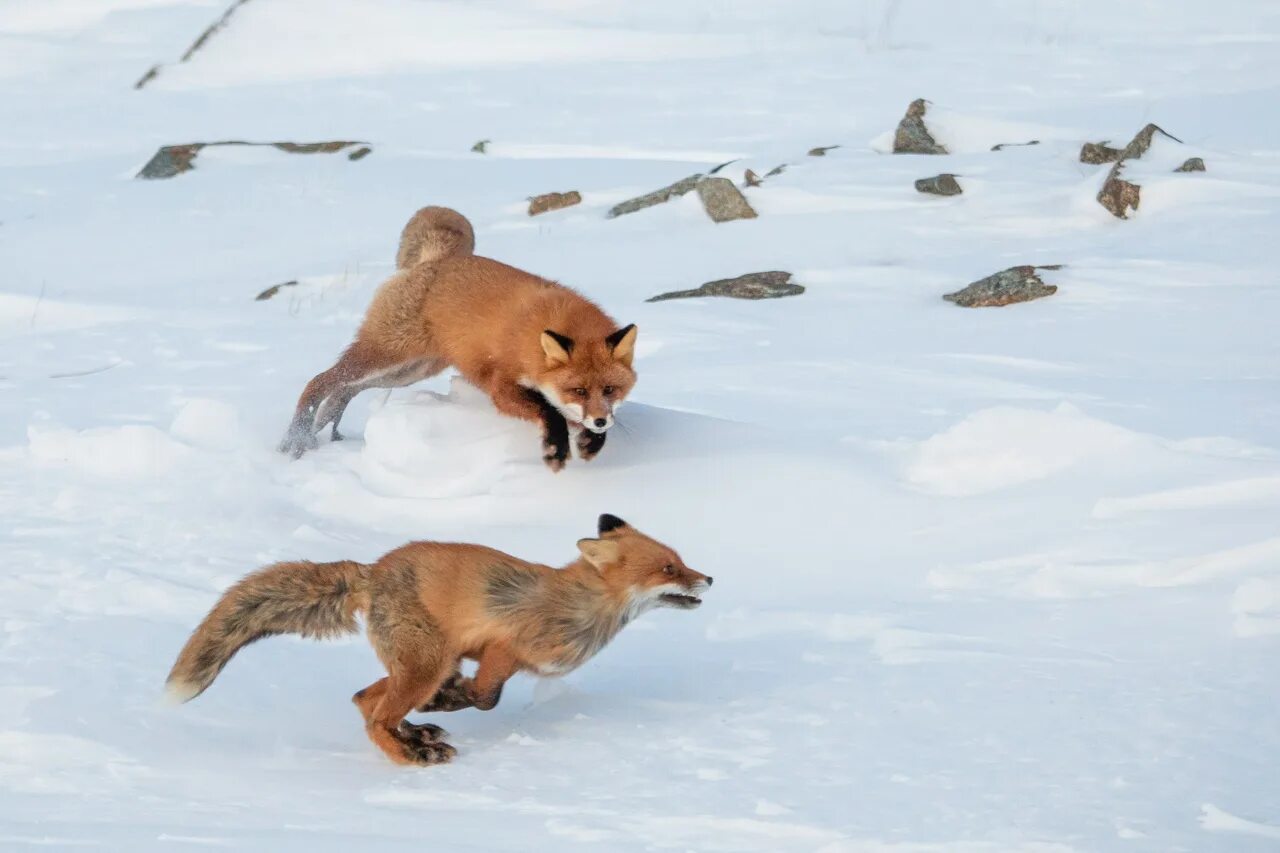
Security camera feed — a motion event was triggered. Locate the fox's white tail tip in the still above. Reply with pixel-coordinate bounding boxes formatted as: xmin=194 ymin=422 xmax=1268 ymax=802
xmin=163 ymin=679 xmax=201 ymax=706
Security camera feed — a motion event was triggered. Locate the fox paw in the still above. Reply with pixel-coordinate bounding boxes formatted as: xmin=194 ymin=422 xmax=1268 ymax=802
xmin=542 ymin=437 xmax=569 ymax=472
xmin=278 ymin=428 xmax=318 ymax=459
xmin=576 ymin=429 xmax=607 ymax=461
xmin=400 ymin=737 xmax=457 ymax=766
xmin=398 ymin=720 xmax=449 ymax=743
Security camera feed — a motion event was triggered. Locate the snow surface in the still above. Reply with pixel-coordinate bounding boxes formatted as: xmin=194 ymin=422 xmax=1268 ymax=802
xmin=2 ymin=0 xmax=1280 ymax=850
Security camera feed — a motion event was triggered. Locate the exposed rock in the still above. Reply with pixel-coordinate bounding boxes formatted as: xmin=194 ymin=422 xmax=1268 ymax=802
xmin=943 ymin=265 xmax=1062 ymax=308
xmin=255 ymin=280 xmax=299 ymax=302
xmin=991 ymin=140 xmax=1039 ymax=151
xmin=1096 ymin=123 xmax=1184 ymax=219
xmin=347 ymin=146 xmax=372 ymax=161
xmin=743 ymin=169 xmax=762 ymax=188
xmin=915 ymin=173 xmax=962 ymax=196
xmin=528 ymin=191 xmax=582 ymax=216
xmin=137 ymin=140 xmax=369 ymax=179
xmin=648 ymin=271 xmax=802 ymax=302
xmin=1080 ymin=141 xmax=1123 ymax=164
xmin=893 ymin=99 xmax=947 ymax=155
xmin=1174 ymin=157 xmax=1206 ymax=173
xmin=709 ymin=159 xmax=738 ymax=174
xmin=764 ymin=164 xmax=786 ymax=178
xmin=470 ymin=139 xmax=489 ymax=154
xmin=135 ymin=0 xmax=254 ymax=90
xmin=696 ymin=177 xmax=758 ymax=223
xmin=606 ymin=174 xmax=701 ymax=219
xmin=808 ymin=145 xmax=840 ymax=156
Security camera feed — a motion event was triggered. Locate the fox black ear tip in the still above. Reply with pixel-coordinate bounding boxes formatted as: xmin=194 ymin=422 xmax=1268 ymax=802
xmin=598 ymin=513 xmax=627 ymax=534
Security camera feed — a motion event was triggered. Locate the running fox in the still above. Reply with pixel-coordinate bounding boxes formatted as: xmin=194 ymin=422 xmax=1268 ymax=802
xmin=165 ymin=515 xmax=711 ymax=766
xmin=279 ymin=206 xmax=638 ymax=470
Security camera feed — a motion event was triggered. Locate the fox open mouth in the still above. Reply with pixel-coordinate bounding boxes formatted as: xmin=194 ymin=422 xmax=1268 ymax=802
xmin=660 ymin=593 xmax=702 ymax=609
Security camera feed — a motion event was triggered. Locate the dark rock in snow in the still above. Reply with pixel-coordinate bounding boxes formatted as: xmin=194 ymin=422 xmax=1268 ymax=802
xmin=648 ymin=271 xmax=802 ymax=302
xmin=255 ymin=280 xmax=299 ymax=301
xmin=470 ymin=139 xmax=489 ymax=154
xmin=695 ymin=177 xmax=758 ymax=223
xmin=991 ymin=140 xmax=1039 ymax=151
xmin=1174 ymin=157 xmax=1206 ymax=173
xmin=347 ymin=146 xmax=372 ymax=161
xmin=808 ymin=145 xmax=840 ymax=156
xmin=1096 ymin=123 xmax=1184 ymax=219
xmin=915 ymin=174 xmax=962 ymax=196
xmin=528 ymin=191 xmax=582 ymax=216
xmin=893 ymin=99 xmax=947 ymax=154
xmin=943 ymin=265 xmax=1062 ymax=307
xmin=764 ymin=164 xmax=787 ymax=178
xmin=606 ymin=174 xmax=702 ymax=219
xmin=1080 ymin=141 xmax=1123 ymax=164
xmin=743 ymin=169 xmax=762 ymax=187
xmin=709 ymin=159 xmax=738 ymax=174
xmin=137 ymin=140 xmax=369 ymax=179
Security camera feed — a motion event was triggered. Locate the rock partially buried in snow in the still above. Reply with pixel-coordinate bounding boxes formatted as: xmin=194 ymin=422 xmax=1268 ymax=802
xmin=915 ymin=174 xmax=962 ymax=196
xmin=990 ymin=140 xmax=1039 ymax=151
xmin=137 ymin=140 xmax=370 ymax=179
xmin=470 ymin=139 xmax=489 ymax=154
xmin=1174 ymin=157 xmax=1206 ymax=173
xmin=648 ymin=271 xmax=801 ymax=302
xmin=1096 ymin=124 xmax=1184 ymax=219
xmin=943 ymin=265 xmax=1061 ymax=308
xmin=606 ymin=174 xmax=701 ymax=219
xmin=695 ymin=177 xmax=758 ymax=223
xmin=893 ymin=99 xmax=947 ymax=155
xmin=255 ymin=280 xmax=299 ymax=301
xmin=1080 ymin=141 xmax=1123 ymax=164
xmin=743 ymin=169 xmax=762 ymax=187
xmin=808 ymin=145 xmax=840 ymax=156
xmin=527 ymin=191 xmax=582 ymax=216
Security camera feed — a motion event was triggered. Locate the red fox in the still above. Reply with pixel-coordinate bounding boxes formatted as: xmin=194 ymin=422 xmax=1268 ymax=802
xmin=165 ymin=515 xmax=711 ymax=766
xmin=280 ymin=206 xmax=638 ymax=470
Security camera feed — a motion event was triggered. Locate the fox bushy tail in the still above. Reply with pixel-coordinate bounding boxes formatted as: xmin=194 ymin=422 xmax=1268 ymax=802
xmin=166 ymin=559 xmax=368 ymax=703
xmin=395 ymin=205 xmax=476 ymax=269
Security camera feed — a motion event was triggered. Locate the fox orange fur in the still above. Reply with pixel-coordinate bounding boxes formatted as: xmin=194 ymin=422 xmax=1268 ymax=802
xmin=165 ymin=515 xmax=711 ymax=767
xmin=280 ymin=206 xmax=638 ymax=470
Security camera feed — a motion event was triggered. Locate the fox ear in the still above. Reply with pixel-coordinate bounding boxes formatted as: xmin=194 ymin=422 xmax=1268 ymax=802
xmin=540 ymin=330 xmax=574 ymax=367
xmin=598 ymin=513 xmax=628 ymax=535
xmin=606 ymin=324 xmax=637 ymax=367
xmin=577 ymin=538 xmax=620 ymax=570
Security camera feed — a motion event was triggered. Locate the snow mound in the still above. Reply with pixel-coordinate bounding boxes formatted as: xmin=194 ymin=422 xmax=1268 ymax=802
xmin=905 ymin=404 xmax=1140 ymax=496
xmin=355 ymin=379 xmax=540 ymax=499
xmin=169 ymin=398 xmax=244 ymax=452
xmin=27 ymin=423 xmax=189 ymax=478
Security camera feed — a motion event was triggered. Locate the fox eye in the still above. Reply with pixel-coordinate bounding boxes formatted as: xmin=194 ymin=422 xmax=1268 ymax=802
xmin=663 ymin=564 xmax=675 ymax=576
xmin=571 ymin=387 xmax=587 ymax=398
xmin=602 ymin=385 xmax=615 ymax=396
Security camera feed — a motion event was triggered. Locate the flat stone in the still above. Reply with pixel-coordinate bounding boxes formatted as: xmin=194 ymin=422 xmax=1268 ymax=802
xmin=915 ymin=173 xmax=962 ymax=196
xmin=943 ymin=265 xmax=1061 ymax=308
xmin=764 ymin=164 xmax=786 ymax=178
xmin=136 ymin=140 xmax=368 ymax=179
xmin=255 ymin=280 xmax=299 ymax=301
xmin=648 ymin=271 xmax=802 ymax=302
xmin=893 ymin=99 xmax=947 ymax=155
xmin=528 ymin=191 xmax=582 ymax=216
xmin=606 ymin=174 xmax=701 ymax=219
xmin=991 ymin=140 xmax=1039 ymax=151
xmin=1174 ymin=157 xmax=1206 ymax=173
xmin=808 ymin=145 xmax=840 ymax=156
xmin=695 ymin=177 xmax=758 ymax=223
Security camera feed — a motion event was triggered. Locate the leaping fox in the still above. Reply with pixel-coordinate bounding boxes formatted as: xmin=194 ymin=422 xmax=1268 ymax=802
xmin=165 ymin=515 xmax=711 ymax=766
xmin=279 ymin=207 xmax=638 ymax=471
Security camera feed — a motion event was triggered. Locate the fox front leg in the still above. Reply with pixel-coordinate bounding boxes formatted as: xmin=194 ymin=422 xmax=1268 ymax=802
xmin=576 ymin=428 xmax=606 ymax=461
xmin=519 ymin=387 xmax=571 ymax=472
xmin=416 ymin=647 xmax=519 ymax=713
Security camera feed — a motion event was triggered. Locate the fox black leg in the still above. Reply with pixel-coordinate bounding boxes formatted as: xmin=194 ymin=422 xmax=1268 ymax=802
xmin=521 ymin=387 xmax=570 ymax=472
xmin=576 ymin=428 xmax=606 ymax=461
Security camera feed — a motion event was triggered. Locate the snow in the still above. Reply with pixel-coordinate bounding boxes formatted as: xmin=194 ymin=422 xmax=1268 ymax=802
xmin=3 ymin=0 xmax=1280 ymax=849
